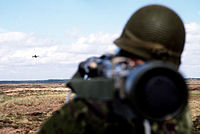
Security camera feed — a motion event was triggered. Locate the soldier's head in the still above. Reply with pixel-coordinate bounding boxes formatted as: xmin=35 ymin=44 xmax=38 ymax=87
xmin=114 ymin=5 xmax=185 ymax=68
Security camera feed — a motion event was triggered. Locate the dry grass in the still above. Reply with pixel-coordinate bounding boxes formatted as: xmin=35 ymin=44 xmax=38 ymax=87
xmin=189 ymin=89 xmax=200 ymax=132
xmin=0 ymin=83 xmax=69 ymax=134
xmin=0 ymin=82 xmax=200 ymax=133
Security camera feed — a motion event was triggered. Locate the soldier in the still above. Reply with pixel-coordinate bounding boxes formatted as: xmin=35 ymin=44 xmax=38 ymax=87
xmin=39 ymin=4 xmax=192 ymax=134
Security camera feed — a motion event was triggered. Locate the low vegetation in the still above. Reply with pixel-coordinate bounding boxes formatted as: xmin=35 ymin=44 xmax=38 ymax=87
xmin=0 ymin=82 xmax=199 ymax=133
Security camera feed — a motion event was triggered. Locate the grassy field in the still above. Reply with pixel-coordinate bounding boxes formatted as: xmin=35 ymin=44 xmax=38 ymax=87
xmin=0 ymin=83 xmax=70 ymax=134
xmin=0 ymin=81 xmax=200 ymax=134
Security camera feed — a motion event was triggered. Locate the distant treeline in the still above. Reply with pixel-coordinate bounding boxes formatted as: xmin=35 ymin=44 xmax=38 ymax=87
xmin=0 ymin=78 xmax=199 ymax=84
xmin=0 ymin=79 xmax=70 ymax=84
xmin=186 ymin=78 xmax=200 ymax=81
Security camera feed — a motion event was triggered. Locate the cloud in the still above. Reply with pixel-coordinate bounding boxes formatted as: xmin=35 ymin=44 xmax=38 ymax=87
xmin=1 ymin=22 xmax=200 ymax=80
xmin=69 ymin=32 xmax=118 ymax=54
xmin=180 ymin=22 xmax=200 ymax=78
xmin=0 ymin=32 xmax=56 ymax=47
xmin=0 ymin=31 xmax=119 ymax=79
xmin=0 ymin=32 xmax=27 ymax=43
xmin=0 ymin=32 xmax=58 ymax=66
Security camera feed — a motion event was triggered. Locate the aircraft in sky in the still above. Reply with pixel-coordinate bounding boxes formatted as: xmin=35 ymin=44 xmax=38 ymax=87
xmin=32 ymin=55 xmax=39 ymax=58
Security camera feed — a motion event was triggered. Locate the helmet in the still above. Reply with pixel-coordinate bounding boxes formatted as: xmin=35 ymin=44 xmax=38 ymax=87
xmin=114 ymin=5 xmax=185 ymax=67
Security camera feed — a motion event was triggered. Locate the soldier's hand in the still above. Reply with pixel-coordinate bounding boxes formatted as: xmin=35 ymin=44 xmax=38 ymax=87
xmin=78 ymin=57 xmax=98 ymax=78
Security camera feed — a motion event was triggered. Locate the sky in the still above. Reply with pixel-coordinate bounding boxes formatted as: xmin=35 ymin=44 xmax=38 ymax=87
xmin=0 ymin=0 xmax=200 ymax=80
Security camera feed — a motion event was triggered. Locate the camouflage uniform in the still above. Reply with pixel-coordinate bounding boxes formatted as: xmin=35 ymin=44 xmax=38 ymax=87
xmin=39 ymin=5 xmax=192 ymax=134
xmin=39 ymin=70 xmax=192 ymax=134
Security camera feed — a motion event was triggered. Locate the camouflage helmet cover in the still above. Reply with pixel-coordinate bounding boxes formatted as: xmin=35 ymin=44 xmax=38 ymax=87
xmin=114 ymin=5 xmax=185 ymax=66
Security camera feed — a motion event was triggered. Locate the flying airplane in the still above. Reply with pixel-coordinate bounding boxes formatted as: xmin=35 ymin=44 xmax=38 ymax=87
xmin=32 ymin=55 xmax=39 ymax=58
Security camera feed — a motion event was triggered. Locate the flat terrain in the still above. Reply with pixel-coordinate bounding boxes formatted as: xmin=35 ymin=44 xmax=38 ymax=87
xmin=0 ymin=83 xmax=70 ymax=134
xmin=0 ymin=81 xmax=200 ymax=134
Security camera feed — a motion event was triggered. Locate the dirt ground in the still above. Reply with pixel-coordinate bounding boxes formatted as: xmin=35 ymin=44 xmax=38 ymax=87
xmin=0 ymin=81 xmax=200 ymax=134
